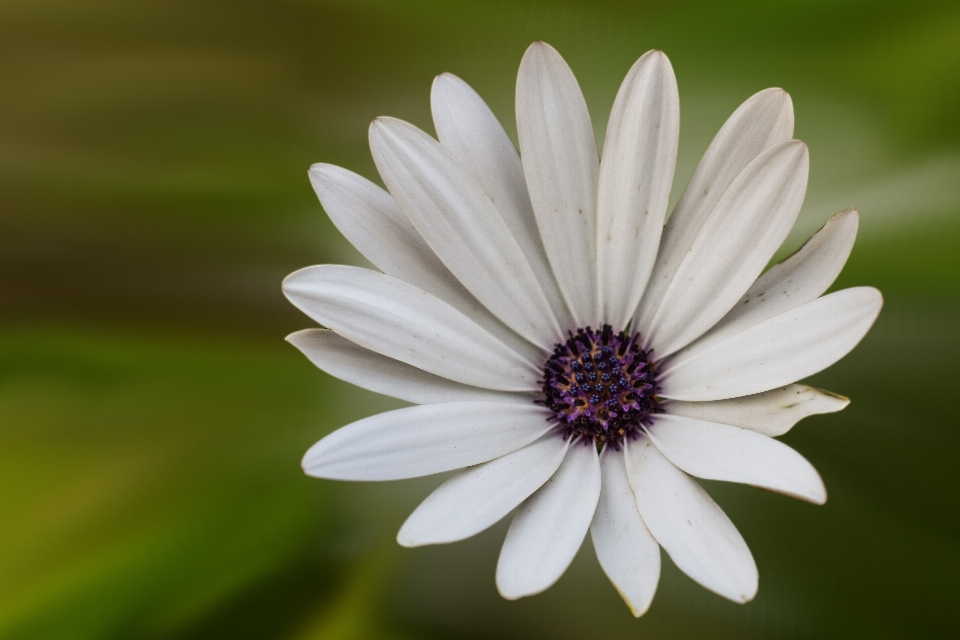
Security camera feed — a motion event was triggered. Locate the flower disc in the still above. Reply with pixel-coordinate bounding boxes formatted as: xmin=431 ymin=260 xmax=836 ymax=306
xmin=541 ymin=325 xmax=662 ymax=448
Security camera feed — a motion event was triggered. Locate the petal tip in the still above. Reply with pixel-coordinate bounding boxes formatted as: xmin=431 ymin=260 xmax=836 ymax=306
xmin=522 ymin=40 xmax=561 ymax=64
xmin=809 ymin=385 xmax=851 ymax=410
xmin=285 ymin=329 xmax=308 ymax=346
xmin=301 ymin=439 xmax=334 ymax=477
xmin=368 ymin=117 xmax=394 ymax=138
xmin=763 ymin=86 xmax=789 ymax=98
xmin=635 ymin=49 xmax=673 ymax=75
xmin=495 ymin=566 xmax=548 ymax=601
xmin=648 ymin=49 xmax=669 ymax=62
xmin=857 ymin=286 xmax=885 ymax=318
xmin=281 ymin=265 xmax=317 ymax=294
xmin=617 ymin=586 xmax=652 ymax=618
xmin=763 ymin=86 xmax=792 ymax=106
xmin=798 ymin=477 xmax=828 ymax=505
xmin=280 ymin=271 xmax=299 ymax=292
xmin=433 ymin=71 xmax=460 ymax=84
xmin=396 ymin=526 xmax=422 ymax=548
xmin=830 ymin=208 xmax=860 ymax=234
xmin=495 ymin=580 xmax=526 ymax=601
xmin=301 ymin=458 xmax=322 ymax=477
xmin=307 ymin=162 xmax=332 ymax=178
xmin=738 ymin=574 xmax=760 ymax=604
xmin=431 ymin=72 xmax=453 ymax=95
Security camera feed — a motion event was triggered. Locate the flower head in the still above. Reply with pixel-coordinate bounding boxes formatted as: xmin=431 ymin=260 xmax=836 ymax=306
xmin=283 ymin=42 xmax=882 ymax=615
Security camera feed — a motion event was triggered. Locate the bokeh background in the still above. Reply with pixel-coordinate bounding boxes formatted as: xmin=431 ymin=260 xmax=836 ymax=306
xmin=2 ymin=0 xmax=959 ymax=638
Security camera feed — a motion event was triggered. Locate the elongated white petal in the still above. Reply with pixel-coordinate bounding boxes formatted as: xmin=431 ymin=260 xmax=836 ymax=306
xmin=431 ymin=73 xmax=573 ymax=328
xmin=646 ymin=414 xmax=827 ymax=503
xmin=597 ymin=50 xmax=680 ymax=328
xmin=516 ymin=42 xmax=600 ymax=326
xmin=303 ymin=402 xmax=552 ymax=481
xmin=308 ymin=163 xmax=542 ymax=363
xmin=308 ymin=163 xmax=448 ymax=293
xmin=590 ymin=448 xmax=661 ymax=617
xmin=287 ymin=329 xmax=532 ymax=405
xmin=283 ymin=265 xmax=540 ymax=391
xmin=637 ymin=88 xmax=794 ymax=338
xmin=370 ymin=117 xmax=561 ymax=349
xmin=625 ymin=436 xmax=757 ymax=603
xmin=688 ymin=208 xmax=859 ymax=355
xmin=398 ymin=435 xmax=569 ymax=547
xmin=661 ymin=287 xmax=883 ymax=401
xmin=643 ymin=140 xmax=809 ymax=356
xmin=497 ymin=442 xmax=601 ymax=599
xmin=665 ymin=384 xmax=849 ymax=437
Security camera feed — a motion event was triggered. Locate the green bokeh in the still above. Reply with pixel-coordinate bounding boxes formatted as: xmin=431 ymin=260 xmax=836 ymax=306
xmin=2 ymin=1 xmax=958 ymax=638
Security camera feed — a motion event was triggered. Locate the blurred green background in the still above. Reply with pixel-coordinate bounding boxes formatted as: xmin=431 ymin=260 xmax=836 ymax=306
xmin=2 ymin=1 xmax=959 ymax=638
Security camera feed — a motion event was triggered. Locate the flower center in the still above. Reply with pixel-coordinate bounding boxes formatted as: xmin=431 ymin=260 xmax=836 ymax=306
xmin=541 ymin=325 xmax=662 ymax=449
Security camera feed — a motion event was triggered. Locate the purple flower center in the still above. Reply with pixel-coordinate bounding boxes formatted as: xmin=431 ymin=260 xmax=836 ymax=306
xmin=541 ymin=325 xmax=662 ymax=449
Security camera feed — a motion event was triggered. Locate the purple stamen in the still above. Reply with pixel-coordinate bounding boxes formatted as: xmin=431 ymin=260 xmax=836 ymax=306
xmin=541 ymin=325 xmax=662 ymax=449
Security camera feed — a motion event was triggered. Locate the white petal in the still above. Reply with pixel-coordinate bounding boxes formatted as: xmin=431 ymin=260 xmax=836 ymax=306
xmin=625 ymin=436 xmax=757 ymax=603
xmin=590 ymin=448 xmax=661 ymax=617
xmin=646 ymin=414 xmax=827 ymax=504
xmin=283 ymin=265 xmax=540 ymax=391
xmin=397 ymin=435 xmax=569 ymax=547
xmin=665 ymin=384 xmax=849 ymax=437
xmin=302 ymin=402 xmax=552 ymax=481
xmin=688 ymin=208 xmax=859 ymax=355
xmin=431 ymin=73 xmax=573 ymax=329
xmin=287 ymin=329 xmax=532 ymax=405
xmin=308 ymin=163 xmax=542 ymax=363
xmin=642 ymin=140 xmax=810 ymax=357
xmin=661 ymin=287 xmax=883 ymax=401
xmin=308 ymin=163 xmax=447 ymax=293
xmin=370 ymin=117 xmax=562 ymax=349
xmin=516 ymin=42 xmax=600 ymax=327
xmin=496 ymin=442 xmax=601 ymax=599
xmin=637 ymin=88 xmax=794 ymax=340
xmin=596 ymin=50 xmax=680 ymax=329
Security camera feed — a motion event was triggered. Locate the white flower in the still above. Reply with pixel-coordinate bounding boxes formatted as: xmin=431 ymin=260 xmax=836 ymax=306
xmin=283 ymin=42 xmax=882 ymax=615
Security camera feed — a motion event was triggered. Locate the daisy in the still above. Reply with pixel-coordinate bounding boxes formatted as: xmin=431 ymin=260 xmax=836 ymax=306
xmin=283 ymin=42 xmax=882 ymax=615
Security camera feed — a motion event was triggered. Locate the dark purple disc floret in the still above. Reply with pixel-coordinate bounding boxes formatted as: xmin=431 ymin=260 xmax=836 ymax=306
xmin=540 ymin=324 xmax=662 ymax=449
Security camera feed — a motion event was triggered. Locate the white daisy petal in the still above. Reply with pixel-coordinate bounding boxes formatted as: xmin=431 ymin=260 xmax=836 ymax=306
xmin=637 ymin=88 xmax=794 ymax=337
xmin=302 ymin=402 xmax=552 ymax=481
xmin=590 ymin=447 xmax=661 ymax=617
xmin=625 ymin=436 xmax=758 ymax=603
xmin=370 ymin=117 xmax=562 ymax=349
xmin=596 ymin=50 xmax=680 ymax=328
xmin=283 ymin=265 xmax=540 ymax=391
xmin=308 ymin=163 xmax=542 ymax=363
xmin=287 ymin=329 xmax=532 ymax=406
xmin=688 ymin=208 xmax=859 ymax=355
xmin=665 ymin=384 xmax=849 ymax=437
xmin=646 ymin=414 xmax=827 ymax=504
xmin=431 ymin=73 xmax=573 ymax=329
xmin=497 ymin=442 xmax=601 ymax=599
xmin=642 ymin=140 xmax=810 ymax=357
xmin=661 ymin=286 xmax=882 ymax=401
xmin=308 ymin=163 xmax=451 ymax=295
xmin=397 ymin=435 xmax=569 ymax=547
xmin=516 ymin=41 xmax=600 ymax=327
